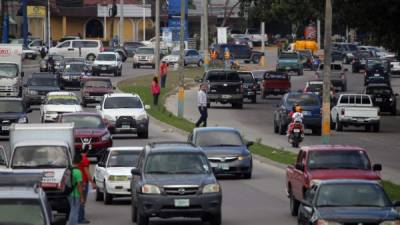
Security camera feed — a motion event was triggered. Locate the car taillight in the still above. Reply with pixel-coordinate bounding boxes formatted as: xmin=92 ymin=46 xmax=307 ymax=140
xmin=340 ymin=73 xmax=345 ymax=79
xmin=341 ymin=108 xmax=345 ymax=115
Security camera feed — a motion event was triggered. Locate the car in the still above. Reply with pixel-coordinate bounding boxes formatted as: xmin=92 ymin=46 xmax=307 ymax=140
xmin=59 ymin=112 xmax=113 ymax=159
xmin=80 ymin=77 xmax=114 ymax=107
xmin=94 ymin=146 xmax=143 ymax=204
xmin=351 ymin=50 xmax=372 ymax=72
xmin=261 ymin=71 xmax=291 ymax=97
xmin=61 ymin=61 xmax=91 ymax=88
xmin=162 ymin=49 xmax=203 ymax=67
xmin=0 ymin=98 xmax=31 ymax=136
xmin=103 ymin=46 xmax=128 ymax=62
xmin=40 ymin=54 xmax=65 ymax=72
xmin=130 ymin=142 xmax=222 ymax=225
xmin=297 ymin=49 xmax=314 ymax=70
xmin=28 ymin=39 xmax=45 ymax=52
xmin=92 ymin=52 xmax=123 ymax=77
xmin=96 ymin=93 xmax=150 ymax=138
xmin=251 ymin=70 xmax=267 ymax=94
xmin=228 ymin=35 xmax=253 ymax=49
xmin=364 ymin=58 xmax=391 ymax=86
xmin=245 ymin=28 xmax=268 ymax=46
xmin=331 ymin=50 xmax=345 ymax=62
xmin=297 ymin=180 xmax=400 ymax=225
xmin=0 ymin=172 xmax=53 ymax=225
xmin=315 ymin=63 xmax=348 ymax=91
xmin=133 ymin=47 xmax=160 ymax=69
xmin=286 ymin=145 xmax=382 ymax=216
xmin=274 ymin=92 xmax=322 ymax=135
xmin=49 ymin=39 xmax=103 ymax=61
xmin=390 ymin=60 xmax=400 ymax=75
xmin=213 ymin=44 xmax=262 ymax=64
xmin=188 ymin=127 xmax=253 ymax=178
xmin=276 ymin=51 xmax=304 ymax=75
xmin=238 ymin=71 xmax=257 ymax=103
xmin=332 ymin=42 xmax=359 ymax=64
xmin=40 ymin=92 xmax=82 ymax=123
xmin=363 ymin=83 xmax=398 ymax=115
xmin=22 ymin=46 xmax=38 ymax=60
xmin=23 ymin=73 xmax=61 ymax=106
xmin=124 ymin=41 xmax=145 ymax=57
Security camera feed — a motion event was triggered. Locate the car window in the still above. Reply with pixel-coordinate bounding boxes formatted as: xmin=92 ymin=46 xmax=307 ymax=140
xmin=195 ymin=130 xmax=243 ymax=147
xmin=46 ymin=96 xmax=79 ymax=105
xmin=81 ymin=41 xmax=98 ymax=48
xmin=104 ymin=97 xmax=143 ymax=109
xmin=286 ymin=94 xmax=320 ymax=106
xmin=64 ymin=63 xmax=85 ymax=72
xmin=29 ymin=78 xmax=58 ymax=87
xmin=107 ymin=151 xmax=140 ymax=167
xmin=206 ymin=71 xmax=225 ymax=81
xmin=0 ymin=199 xmax=45 ymax=225
xmin=339 ymin=95 xmax=349 ymax=104
xmin=319 ymin=64 xmax=342 ymax=70
xmin=0 ymin=100 xmax=23 ymax=113
xmin=84 ymin=80 xmax=112 ymax=88
xmin=308 ymin=150 xmax=371 ymax=170
xmin=238 ymin=73 xmax=254 ymax=83
xmin=97 ymin=54 xmax=116 ymax=61
xmin=0 ymin=64 xmax=18 ymax=78
xmin=61 ymin=115 xmax=105 ymax=129
xmin=280 ymin=53 xmax=298 ymax=59
xmin=145 ymin=153 xmax=210 ymax=174
xmin=58 ymin=41 xmax=70 ymax=48
xmin=12 ymin=146 xmax=69 ymax=168
xmin=266 ymin=72 xmax=288 ymax=80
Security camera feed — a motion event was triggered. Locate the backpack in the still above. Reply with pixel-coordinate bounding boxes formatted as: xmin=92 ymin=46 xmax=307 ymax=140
xmin=64 ymin=167 xmax=77 ymax=195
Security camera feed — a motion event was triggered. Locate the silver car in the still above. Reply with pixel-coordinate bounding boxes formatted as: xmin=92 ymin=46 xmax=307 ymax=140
xmin=162 ymin=49 xmax=203 ymax=67
xmin=132 ymin=47 xmax=157 ymax=69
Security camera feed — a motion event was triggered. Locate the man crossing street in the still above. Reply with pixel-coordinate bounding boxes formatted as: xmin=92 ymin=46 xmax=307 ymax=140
xmin=195 ymin=84 xmax=208 ymax=127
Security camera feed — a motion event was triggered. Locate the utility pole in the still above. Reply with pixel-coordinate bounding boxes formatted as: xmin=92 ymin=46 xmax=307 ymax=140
xmin=317 ymin=19 xmax=321 ymax=50
xmin=110 ymin=0 xmax=116 ymax=42
xmin=119 ymin=0 xmax=124 ymax=45
xmin=0 ymin=0 xmax=4 ymax=42
xmin=321 ymin=0 xmax=332 ymax=144
xmin=142 ymin=0 xmax=146 ymax=41
xmin=103 ymin=3 xmax=107 ymax=41
xmin=47 ymin=0 xmax=51 ymax=46
xmin=177 ymin=0 xmax=185 ymax=117
xmin=154 ymin=0 xmax=160 ymax=79
xmin=203 ymin=0 xmax=209 ymax=71
xmin=261 ymin=22 xmax=265 ymax=66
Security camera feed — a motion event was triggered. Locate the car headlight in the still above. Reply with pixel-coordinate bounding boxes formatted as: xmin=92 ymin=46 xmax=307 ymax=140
xmin=18 ymin=117 xmax=27 ymax=123
xmin=202 ymin=183 xmax=220 ymax=193
xmin=101 ymin=133 xmax=111 ymax=141
xmin=347 ymin=53 xmax=354 ymax=57
xmin=108 ymin=175 xmax=129 ymax=181
xmin=238 ymin=154 xmax=250 ymax=161
xmin=28 ymin=90 xmax=38 ymax=95
xmin=389 ymin=98 xmax=393 ymax=101
xmin=136 ymin=114 xmax=148 ymax=121
xmin=141 ymin=184 xmax=161 ymax=194
xmin=316 ymin=220 xmax=341 ymax=225
xmin=379 ymin=221 xmax=400 ymax=225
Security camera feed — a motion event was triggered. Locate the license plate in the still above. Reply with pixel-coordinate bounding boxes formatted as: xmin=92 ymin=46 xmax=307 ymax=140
xmin=174 ymin=199 xmax=190 ymax=207
xmin=1 ymin=126 xmax=9 ymax=131
xmin=376 ymin=98 xmax=382 ymax=102
xmin=40 ymin=96 xmax=45 ymax=99
xmin=121 ymin=125 xmax=130 ymax=129
xmin=302 ymin=111 xmax=311 ymax=116
xmin=222 ymin=95 xmax=231 ymax=99
xmin=374 ymin=74 xmax=380 ymax=77
xmin=293 ymin=129 xmax=300 ymax=132
xmin=95 ymin=96 xmax=103 ymax=101
xmin=217 ymin=163 xmax=229 ymax=170
xmin=101 ymin=66 xmax=107 ymax=70
xmin=248 ymin=92 xmax=254 ymax=95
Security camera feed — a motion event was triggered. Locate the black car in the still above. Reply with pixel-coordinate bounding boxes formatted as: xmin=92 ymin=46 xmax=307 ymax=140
xmin=332 ymin=42 xmax=359 ymax=64
xmin=124 ymin=42 xmax=145 ymax=57
xmin=352 ymin=50 xmax=372 ymax=72
xmin=61 ymin=61 xmax=90 ymax=88
xmin=250 ymin=70 xmax=266 ymax=95
xmin=188 ymin=127 xmax=253 ymax=178
xmin=23 ymin=73 xmax=61 ymax=106
xmin=364 ymin=59 xmax=391 ymax=86
xmin=130 ymin=142 xmax=222 ymax=225
xmin=0 ymin=98 xmax=31 ymax=136
xmin=213 ymin=44 xmax=262 ymax=64
xmin=364 ymin=83 xmax=398 ymax=115
xmin=238 ymin=71 xmax=257 ymax=103
xmin=298 ymin=180 xmax=400 ymax=225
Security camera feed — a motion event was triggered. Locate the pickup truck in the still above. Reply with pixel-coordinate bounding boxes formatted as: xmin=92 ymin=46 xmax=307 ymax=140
xmin=213 ymin=44 xmax=262 ymax=64
xmin=262 ymin=71 xmax=290 ymax=98
xmin=315 ymin=63 xmax=348 ymax=91
xmin=331 ymin=94 xmax=380 ymax=132
xmin=201 ymin=70 xmax=244 ymax=109
xmin=286 ymin=145 xmax=382 ymax=216
xmin=276 ymin=52 xmax=303 ymax=75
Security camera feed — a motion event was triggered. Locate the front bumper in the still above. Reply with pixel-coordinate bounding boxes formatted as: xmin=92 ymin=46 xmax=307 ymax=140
xmin=109 ymin=119 xmax=149 ymax=134
xmin=137 ymin=192 xmax=222 ymax=219
xmin=93 ymin=66 xmax=118 ymax=74
xmin=106 ymin=180 xmax=131 ymax=195
xmin=207 ymin=94 xmax=243 ymax=103
xmin=209 ymin=158 xmax=252 ymax=175
xmin=75 ymin=139 xmax=112 ymax=157
xmin=82 ymin=94 xmax=106 ymax=103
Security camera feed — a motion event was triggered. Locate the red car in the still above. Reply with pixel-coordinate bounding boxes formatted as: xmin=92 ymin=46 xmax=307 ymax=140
xmin=262 ymin=71 xmax=291 ymax=98
xmin=80 ymin=77 xmax=114 ymax=107
xmin=59 ymin=112 xmax=113 ymax=159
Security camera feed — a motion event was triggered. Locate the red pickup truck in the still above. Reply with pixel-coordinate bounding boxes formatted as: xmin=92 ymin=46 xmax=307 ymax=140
xmin=262 ymin=71 xmax=291 ymax=98
xmin=286 ymin=145 xmax=382 ymax=216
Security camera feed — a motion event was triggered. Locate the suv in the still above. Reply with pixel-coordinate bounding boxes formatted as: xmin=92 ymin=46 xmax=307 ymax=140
xmin=130 ymin=142 xmax=222 ymax=225
xmin=92 ymin=52 xmax=123 ymax=77
xmin=363 ymin=83 xmax=398 ymax=115
xmin=97 ymin=93 xmax=150 ymax=138
xmin=213 ymin=44 xmax=262 ymax=64
xmin=23 ymin=73 xmax=61 ymax=106
xmin=49 ymin=39 xmax=103 ymax=61
xmin=0 ymin=98 xmax=31 ymax=136
xmin=133 ymin=47 xmax=162 ymax=69
xmin=81 ymin=77 xmax=114 ymax=107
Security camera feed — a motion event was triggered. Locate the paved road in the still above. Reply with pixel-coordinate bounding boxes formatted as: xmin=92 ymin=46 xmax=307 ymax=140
xmin=0 ymin=61 xmax=297 ymax=225
xmin=166 ymin=67 xmax=400 ymax=184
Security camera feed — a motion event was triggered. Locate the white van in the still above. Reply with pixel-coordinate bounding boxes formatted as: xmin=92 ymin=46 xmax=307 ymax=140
xmin=49 ymin=39 xmax=103 ymax=61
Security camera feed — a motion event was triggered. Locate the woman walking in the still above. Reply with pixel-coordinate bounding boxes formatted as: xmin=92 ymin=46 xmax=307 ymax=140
xmin=151 ymin=77 xmax=161 ymax=105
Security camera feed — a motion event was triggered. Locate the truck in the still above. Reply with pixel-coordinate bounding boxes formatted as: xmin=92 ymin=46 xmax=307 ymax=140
xmin=286 ymin=145 xmax=382 ymax=216
xmin=331 ymin=94 xmax=380 ymax=132
xmin=0 ymin=44 xmax=24 ymax=97
xmin=288 ymin=40 xmax=318 ymax=54
xmin=261 ymin=71 xmax=291 ymax=98
xmin=8 ymin=123 xmax=75 ymax=220
xmin=315 ymin=63 xmax=348 ymax=91
xmin=276 ymin=52 xmax=303 ymax=75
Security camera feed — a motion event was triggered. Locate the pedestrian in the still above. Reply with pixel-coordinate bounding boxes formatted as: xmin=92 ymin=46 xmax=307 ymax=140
xmin=68 ymin=154 xmax=84 ymax=225
xmin=40 ymin=45 xmax=46 ymax=58
xmin=78 ymin=149 xmax=96 ymax=224
xmin=195 ymin=84 xmax=208 ymax=127
xmin=224 ymin=47 xmax=231 ymax=69
xmin=160 ymin=61 xmax=168 ymax=88
xmin=210 ymin=48 xmax=217 ymax=65
xmin=151 ymin=77 xmax=161 ymax=105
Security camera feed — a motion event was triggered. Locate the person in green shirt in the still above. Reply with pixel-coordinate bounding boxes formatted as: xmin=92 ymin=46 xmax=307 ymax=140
xmin=68 ymin=154 xmax=84 ymax=225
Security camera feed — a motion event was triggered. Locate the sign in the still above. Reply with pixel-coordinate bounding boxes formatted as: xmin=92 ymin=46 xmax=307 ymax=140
xmin=27 ymin=6 xmax=46 ymax=18
xmin=167 ymin=0 xmax=189 ymax=15
xmin=217 ymin=27 xmax=227 ymax=44
xmin=304 ymin=25 xmax=317 ymax=40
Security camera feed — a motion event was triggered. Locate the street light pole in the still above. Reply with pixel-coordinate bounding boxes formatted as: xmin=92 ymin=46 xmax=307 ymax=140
xmin=321 ymin=0 xmax=332 ymax=144
xmin=119 ymin=0 xmax=124 ymax=45
xmin=47 ymin=0 xmax=51 ymax=46
xmin=177 ymin=0 xmax=185 ymax=117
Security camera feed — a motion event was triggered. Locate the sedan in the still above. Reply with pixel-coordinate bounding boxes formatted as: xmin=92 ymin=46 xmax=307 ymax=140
xmin=22 ymin=46 xmax=38 ymax=60
xmin=188 ymin=127 xmax=253 ymax=179
xmin=298 ymin=179 xmax=400 ymax=225
xmin=40 ymin=92 xmax=82 ymax=122
xmin=61 ymin=61 xmax=90 ymax=88
xmin=162 ymin=49 xmax=203 ymax=67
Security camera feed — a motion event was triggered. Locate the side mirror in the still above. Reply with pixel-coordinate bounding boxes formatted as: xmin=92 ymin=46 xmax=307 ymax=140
xmin=95 ymin=105 xmax=101 ymax=111
xmin=144 ymin=105 xmax=151 ymax=110
xmin=373 ymin=164 xmax=382 ymax=171
xmin=97 ymin=161 xmax=105 ymax=167
xmin=21 ymin=72 xmax=24 ymax=77
xmin=295 ymin=163 xmax=304 ymax=171
xmin=131 ymin=168 xmax=141 ymax=176
xmin=246 ymin=141 xmax=254 ymax=147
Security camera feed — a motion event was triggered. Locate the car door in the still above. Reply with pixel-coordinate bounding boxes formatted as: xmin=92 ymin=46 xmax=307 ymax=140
xmin=292 ymin=150 xmax=307 ymax=199
xmin=95 ymin=150 xmax=109 ymax=190
xmin=0 ymin=146 xmax=8 ymax=170
xmin=191 ymin=50 xmax=201 ymax=64
xmin=56 ymin=41 xmax=72 ymax=57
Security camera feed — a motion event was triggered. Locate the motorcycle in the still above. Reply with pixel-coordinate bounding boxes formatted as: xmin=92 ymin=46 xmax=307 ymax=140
xmin=288 ymin=121 xmax=304 ymax=148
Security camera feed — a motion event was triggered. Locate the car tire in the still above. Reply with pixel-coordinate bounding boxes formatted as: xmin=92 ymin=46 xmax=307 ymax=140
xmin=262 ymin=90 xmax=266 ymax=99
xmin=87 ymin=54 xmax=96 ymax=61
xmin=207 ymin=103 xmax=211 ymax=108
xmin=274 ymin=120 xmax=279 ymax=134
xmin=336 ymin=117 xmax=343 ymax=131
xmin=197 ymin=60 xmax=203 ymax=67
xmin=252 ymin=56 xmax=260 ymax=64
xmin=373 ymin=123 xmax=380 ymax=132
xmin=131 ymin=201 xmax=137 ymax=223
xmin=208 ymin=213 xmax=222 ymax=225
xmin=138 ymin=130 xmax=149 ymax=139
xmin=251 ymin=96 xmax=257 ymax=103
xmin=365 ymin=125 xmax=371 ymax=132
xmin=95 ymin=183 xmax=103 ymax=201
xmin=137 ymin=210 xmax=149 ymax=225
xmin=289 ymin=192 xmax=300 ymax=217
xmin=152 ymin=64 xmax=155 ymax=69
xmin=279 ymin=120 xmax=286 ymax=135
xmin=103 ymin=182 xmax=113 ymax=205
xmin=298 ymin=70 xmax=303 ymax=76
xmin=243 ymin=162 xmax=252 ymax=179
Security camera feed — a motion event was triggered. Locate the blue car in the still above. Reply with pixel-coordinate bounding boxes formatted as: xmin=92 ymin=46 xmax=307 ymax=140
xmin=188 ymin=127 xmax=253 ymax=179
xmin=273 ymin=92 xmax=322 ymax=135
xmin=0 ymin=98 xmax=31 ymax=136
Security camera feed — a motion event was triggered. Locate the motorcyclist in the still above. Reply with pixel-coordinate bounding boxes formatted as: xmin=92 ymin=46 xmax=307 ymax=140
xmin=288 ymin=103 xmax=304 ymax=135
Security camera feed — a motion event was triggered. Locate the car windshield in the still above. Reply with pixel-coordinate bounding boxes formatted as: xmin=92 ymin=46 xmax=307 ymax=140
xmin=61 ymin=115 xmax=104 ymax=129
xmin=97 ymin=54 xmax=116 ymax=61
xmin=207 ymin=71 xmax=241 ymax=82
xmin=0 ymin=199 xmax=45 ymax=225
xmin=46 ymin=96 xmax=78 ymax=105
xmin=344 ymin=44 xmax=358 ymax=51
xmin=0 ymin=100 xmax=24 ymax=113
xmin=12 ymin=146 xmax=69 ymax=168
xmin=107 ymin=151 xmax=140 ymax=167
xmin=64 ymin=63 xmax=85 ymax=72
xmin=280 ymin=53 xmax=298 ymax=59
xmin=84 ymin=80 xmax=112 ymax=88
xmin=28 ymin=78 xmax=58 ymax=87
xmin=308 ymin=150 xmax=371 ymax=170
xmin=104 ymin=97 xmax=142 ymax=109
xmin=366 ymin=87 xmax=392 ymax=95
xmin=50 ymin=55 xmax=63 ymax=61
xmin=171 ymin=51 xmax=180 ymax=55
xmin=239 ymin=73 xmax=254 ymax=83
xmin=316 ymin=183 xmax=392 ymax=207
xmin=0 ymin=64 xmax=18 ymax=78
xmin=287 ymin=94 xmax=320 ymax=106
xmin=145 ymin=153 xmax=210 ymax=174
xmin=252 ymin=71 xmax=266 ymax=80
xmin=195 ymin=130 xmax=243 ymax=147
xmin=136 ymin=48 xmax=154 ymax=54
xmin=307 ymin=82 xmax=323 ymax=92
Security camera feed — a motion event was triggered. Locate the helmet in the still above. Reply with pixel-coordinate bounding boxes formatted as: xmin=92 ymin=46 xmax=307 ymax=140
xmin=295 ymin=104 xmax=302 ymax=113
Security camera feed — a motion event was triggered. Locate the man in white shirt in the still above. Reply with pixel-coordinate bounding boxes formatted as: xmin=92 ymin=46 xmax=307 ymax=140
xmin=195 ymin=84 xmax=208 ymax=127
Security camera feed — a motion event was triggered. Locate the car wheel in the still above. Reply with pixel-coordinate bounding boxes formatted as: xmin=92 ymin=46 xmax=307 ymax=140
xmin=243 ymin=162 xmax=252 ymax=179
xmin=95 ymin=183 xmax=103 ymax=201
xmin=365 ymin=125 xmax=371 ymax=132
xmin=289 ymin=192 xmax=300 ymax=216
xmin=298 ymin=70 xmax=303 ymax=76
xmin=279 ymin=120 xmax=286 ymax=135
xmin=137 ymin=210 xmax=149 ymax=225
xmin=197 ymin=60 xmax=203 ymax=67
xmin=373 ymin=123 xmax=380 ymax=132
xmin=103 ymin=182 xmax=113 ymax=205
xmin=138 ymin=130 xmax=149 ymax=139
xmin=208 ymin=213 xmax=222 ymax=225
xmin=273 ymin=120 xmax=279 ymax=134
xmin=131 ymin=201 xmax=137 ymax=223
xmin=336 ymin=117 xmax=343 ymax=131
xmin=252 ymin=56 xmax=260 ymax=64
xmin=207 ymin=103 xmax=211 ymax=108
xmin=251 ymin=96 xmax=257 ymax=103
xmin=87 ymin=54 xmax=96 ymax=61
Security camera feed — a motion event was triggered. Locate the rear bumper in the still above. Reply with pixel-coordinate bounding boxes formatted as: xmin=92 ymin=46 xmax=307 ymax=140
xmin=303 ymin=117 xmax=322 ymax=129
xmin=106 ymin=181 xmax=131 ymax=195
xmin=263 ymin=87 xmax=290 ymax=95
xmin=82 ymin=95 xmax=105 ymax=103
xmin=339 ymin=117 xmax=380 ymax=125
xmin=209 ymin=158 xmax=252 ymax=176
xmin=207 ymin=94 xmax=243 ymax=103
xmin=109 ymin=120 xmax=149 ymax=134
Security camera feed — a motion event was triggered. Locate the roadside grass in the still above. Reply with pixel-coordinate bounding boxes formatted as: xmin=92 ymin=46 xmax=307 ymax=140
xmin=118 ymin=67 xmax=400 ymax=201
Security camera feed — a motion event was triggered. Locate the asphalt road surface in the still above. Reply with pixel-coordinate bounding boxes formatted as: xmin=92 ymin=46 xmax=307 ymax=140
xmin=0 ymin=61 xmax=297 ymax=225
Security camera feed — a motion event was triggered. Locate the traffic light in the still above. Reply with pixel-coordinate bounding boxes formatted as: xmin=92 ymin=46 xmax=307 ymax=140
xmin=109 ymin=3 xmax=117 ymax=17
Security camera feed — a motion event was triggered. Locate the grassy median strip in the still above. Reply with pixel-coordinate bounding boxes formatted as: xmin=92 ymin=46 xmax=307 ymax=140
xmin=118 ymin=67 xmax=400 ymax=200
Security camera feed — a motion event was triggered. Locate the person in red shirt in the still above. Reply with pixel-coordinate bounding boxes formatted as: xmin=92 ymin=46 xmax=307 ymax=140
xmin=78 ymin=151 xmax=96 ymax=224
xmin=151 ymin=76 xmax=161 ymax=105
xmin=160 ymin=61 xmax=168 ymax=88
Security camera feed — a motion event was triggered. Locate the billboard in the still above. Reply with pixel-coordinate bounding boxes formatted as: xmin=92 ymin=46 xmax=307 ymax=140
xmin=27 ymin=6 xmax=46 ymax=18
xmin=167 ymin=0 xmax=189 ymax=41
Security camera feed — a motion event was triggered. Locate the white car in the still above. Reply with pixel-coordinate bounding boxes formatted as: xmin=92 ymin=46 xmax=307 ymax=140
xmin=390 ymin=61 xmax=400 ymax=75
xmin=96 ymin=93 xmax=150 ymax=138
xmin=49 ymin=39 xmax=103 ymax=61
xmin=94 ymin=147 xmax=143 ymax=204
xmin=40 ymin=92 xmax=83 ymax=122
xmin=92 ymin=52 xmax=123 ymax=77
